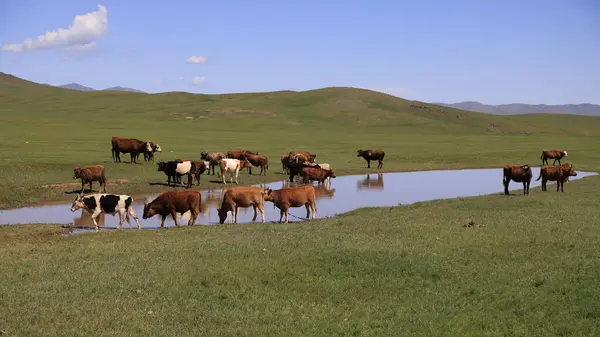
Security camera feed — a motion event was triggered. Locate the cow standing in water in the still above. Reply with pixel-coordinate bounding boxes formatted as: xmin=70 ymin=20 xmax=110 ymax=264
xmin=70 ymin=193 xmax=142 ymax=231
xmin=142 ymin=190 xmax=201 ymax=228
xmin=73 ymin=165 xmax=107 ymax=194
xmin=357 ymin=149 xmax=385 ymax=169
xmin=502 ymin=164 xmax=532 ymax=195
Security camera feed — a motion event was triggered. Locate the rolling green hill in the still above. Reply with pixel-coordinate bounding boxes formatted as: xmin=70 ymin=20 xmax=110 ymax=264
xmin=1 ymin=71 xmax=599 ymax=208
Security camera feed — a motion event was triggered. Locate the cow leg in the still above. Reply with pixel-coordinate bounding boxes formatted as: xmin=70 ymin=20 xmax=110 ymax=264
xmin=259 ymin=205 xmax=265 ymax=223
xmin=234 ymin=170 xmax=239 ymax=185
xmin=285 ymin=209 xmax=289 ymax=224
xmin=378 ymin=160 xmax=383 ymax=169
xmin=91 ymin=209 xmax=102 ymax=231
xmin=187 ymin=173 xmax=192 ymax=188
xmin=188 ymin=206 xmax=198 ymax=226
xmin=279 ymin=209 xmax=284 ymax=223
xmin=541 ymin=178 xmax=547 ymax=191
xmin=367 ymin=159 xmax=371 ymax=168
xmin=522 ymin=182 xmax=527 ymax=195
xmin=251 ymin=205 xmax=257 ymax=222
xmin=160 ymin=215 xmax=167 ymax=228
xmin=118 ymin=209 xmax=126 ymax=230
xmin=128 ymin=207 xmax=142 ymax=229
xmin=80 ymin=180 xmax=86 ymax=194
xmin=503 ymin=178 xmax=510 ymax=195
xmin=232 ymin=207 xmax=237 ymax=224
xmin=305 ymin=203 xmax=311 ymax=219
xmin=171 ymin=210 xmax=180 ymax=226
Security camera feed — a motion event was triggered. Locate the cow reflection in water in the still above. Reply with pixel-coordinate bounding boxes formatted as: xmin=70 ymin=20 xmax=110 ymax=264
xmin=279 ymin=180 xmax=336 ymax=200
xmin=200 ymin=190 xmax=222 ymax=216
xmin=357 ymin=173 xmax=384 ymax=190
xmin=73 ymin=209 xmax=106 ymax=228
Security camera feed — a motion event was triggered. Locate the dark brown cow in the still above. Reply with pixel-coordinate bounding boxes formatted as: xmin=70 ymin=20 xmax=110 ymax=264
xmin=242 ymin=152 xmax=269 ymax=175
xmin=263 ymin=185 xmax=317 ymax=223
xmin=175 ymin=159 xmax=210 ymax=185
xmin=502 ymin=164 xmax=532 ymax=195
xmin=301 ymin=167 xmax=336 ymax=184
xmin=217 ymin=186 xmax=266 ymax=224
xmin=227 ymin=150 xmax=259 ymax=160
xmin=73 ymin=165 xmax=107 ymax=193
xmin=200 ymin=151 xmax=226 ymax=175
xmin=111 ymin=136 xmax=153 ymax=163
xmin=281 ymin=154 xmax=291 ymax=174
xmin=536 ymin=162 xmax=577 ymax=192
xmin=540 ymin=149 xmax=568 ymax=166
xmin=357 ymin=149 xmax=385 ymax=169
xmin=142 ymin=190 xmax=201 ymax=228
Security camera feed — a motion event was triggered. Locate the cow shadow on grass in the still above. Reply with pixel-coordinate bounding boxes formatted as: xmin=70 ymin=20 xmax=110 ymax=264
xmin=148 ymin=182 xmax=189 ymax=188
xmin=64 ymin=188 xmax=100 ymax=195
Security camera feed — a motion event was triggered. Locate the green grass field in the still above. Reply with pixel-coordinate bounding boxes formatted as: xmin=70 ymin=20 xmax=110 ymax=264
xmin=2 ymin=72 xmax=600 ymax=336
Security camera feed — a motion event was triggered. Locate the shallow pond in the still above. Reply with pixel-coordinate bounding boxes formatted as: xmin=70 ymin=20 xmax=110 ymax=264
xmin=0 ymin=167 xmax=596 ymax=231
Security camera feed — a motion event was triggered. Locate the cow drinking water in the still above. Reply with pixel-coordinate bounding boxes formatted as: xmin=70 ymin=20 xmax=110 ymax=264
xmin=217 ymin=186 xmax=266 ymax=224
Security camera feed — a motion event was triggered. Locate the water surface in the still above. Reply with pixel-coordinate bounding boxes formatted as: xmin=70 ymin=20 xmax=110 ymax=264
xmin=0 ymin=168 xmax=596 ymax=230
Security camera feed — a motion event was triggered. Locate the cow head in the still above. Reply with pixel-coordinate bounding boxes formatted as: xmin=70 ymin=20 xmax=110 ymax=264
xmin=217 ymin=208 xmax=228 ymax=224
xmin=357 ymin=149 xmax=364 ymax=157
xmin=142 ymin=203 xmax=155 ymax=219
xmin=70 ymin=194 xmax=85 ymax=212
xmin=263 ymin=188 xmax=274 ymax=202
xmin=565 ymin=167 xmax=578 ymax=178
xmin=241 ymin=159 xmax=254 ymax=170
xmin=73 ymin=168 xmax=83 ymax=179
xmin=563 ymin=150 xmax=568 ymax=157
xmin=157 ymin=161 xmax=166 ymax=172
xmin=327 ymin=169 xmax=337 ymax=179
xmin=153 ymin=143 xmax=162 ymax=153
xmin=200 ymin=152 xmax=209 ymax=160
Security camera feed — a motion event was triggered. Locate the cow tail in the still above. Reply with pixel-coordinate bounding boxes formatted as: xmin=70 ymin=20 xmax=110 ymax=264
xmin=535 ymin=172 xmax=542 ymax=181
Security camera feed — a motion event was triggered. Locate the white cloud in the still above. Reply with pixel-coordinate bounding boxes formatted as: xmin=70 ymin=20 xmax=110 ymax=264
xmin=65 ymin=42 xmax=96 ymax=51
xmin=369 ymin=88 xmax=414 ymax=98
xmin=187 ymin=56 xmax=207 ymax=64
xmin=191 ymin=76 xmax=206 ymax=85
xmin=1 ymin=5 xmax=108 ymax=52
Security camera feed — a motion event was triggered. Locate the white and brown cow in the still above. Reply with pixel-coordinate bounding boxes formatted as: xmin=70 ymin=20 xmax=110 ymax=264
xmin=70 ymin=193 xmax=142 ymax=231
xmin=218 ymin=158 xmax=254 ymax=185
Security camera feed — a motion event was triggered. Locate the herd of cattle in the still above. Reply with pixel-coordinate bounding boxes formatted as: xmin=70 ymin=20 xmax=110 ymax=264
xmin=69 ymin=136 xmax=386 ymax=230
xmin=69 ymin=137 xmax=577 ymax=231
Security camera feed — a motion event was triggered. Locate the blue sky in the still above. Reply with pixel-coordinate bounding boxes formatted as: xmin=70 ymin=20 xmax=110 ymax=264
xmin=1 ymin=0 xmax=599 ymax=104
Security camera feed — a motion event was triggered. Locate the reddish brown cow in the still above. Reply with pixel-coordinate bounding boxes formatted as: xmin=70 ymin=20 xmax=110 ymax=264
xmin=111 ymin=136 xmax=153 ymax=163
xmin=502 ymin=164 xmax=532 ymax=195
xmin=301 ymin=167 xmax=336 ymax=184
xmin=142 ymin=190 xmax=201 ymax=228
xmin=73 ymin=165 xmax=107 ymax=193
xmin=357 ymin=149 xmax=385 ymax=169
xmin=227 ymin=150 xmax=259 ymax=160
xmin=281 ymin=154 xmax=291 ymax=174
xmin=217 ymin=186 xmax=266 ymax=224
xmin=242 ymin=152 xmax=269 ymax=175
xmin=289 ymin=151 xmax=317 ymax=163
xmin=536 ymin=162 xmax=577 ymax=192
xmin=263 ymin=185 xmax=317 ymax=223
xmin=541 ymin=149 xmax=568 ymax=166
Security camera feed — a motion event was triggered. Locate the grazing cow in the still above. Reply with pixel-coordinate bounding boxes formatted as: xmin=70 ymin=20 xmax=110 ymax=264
xmin=175 ymin=159 xmax=210 ymax=186
xmin=111 ymin=136 xmax=153 ymax=163
xmin=219 ymin=158 xmax=254 ymax=185
xmin=536 ymin=162 xmax=578 ymax=192
xmin=289 ymin=151 xmax=317 ymax=163
xmin=317 ymin=163 xmax=333 ymax=183
xmin=156 ymin=161 xmax=195 ymax=188
xmin=502 ymin=164 xmax=532 ymax=195
xmin=73 ymin=165 xmax=107 ymax=194
xmin=242 ymin=152 xmax=269 ymax=175
xmin=142 ymin=190 xmax=201 ymax=228
xmin=227 ymin=150 xmax=259 ymax=160
xmin=70 ymin=193 xmax=141 ymax=231
xmin=301 ymin=167 xmax=337 ymax=184
xmin=540 ymin=149 xmax=568 ymax=166
xmin=263 ymin=185 xmax=317 ymax=223
xmin=200 ymin=151 xmax=226 ymax=175
xmin=357 ymin=149 xmax=385 ymax=169
xmin=217 ymin=186 xmax=266 ymax=224
xmin=281 ymin=154 xmax=291 ymax=174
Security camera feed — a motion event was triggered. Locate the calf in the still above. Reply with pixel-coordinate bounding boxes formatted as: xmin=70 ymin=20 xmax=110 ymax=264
xmin=142 ymin=190 xmax=201 ymax=228
xmin=70 ymin=193 xmax=141 ymax=231
xmin=111 ymin=136 xmax=153 ymax=163
xmin=219 ymin=158 xmax=254 ymax=185
xmin=301 ymin=167 xmax=337 ymax=184
xmin=536 ymin=162 xmax=578 ymax=192
xmin=142 ymin=142 xmax=163 ymax=162
xmin=217 ymin=186 xmax=266 ymax=224
xmin=243 ymin=152 xmax=269 ymax=175
xmin=357 ymin=149 xmax=385 ymax=169
xmin=175 ymin=159 xmax=210 ymax=185
xmin=263 ymin=185 xmax=317 ymax=223
xmin=200 ymin=151 xmax=226 ymax=175
xmin=502 ymin=164 xmax=532 ymax=195
xmin=541 ymin=149 xmax=568 ymax=166
xmin=156 ymin=161 xmax=194 ymax=188
xmin=73 ymin=165 xmax=107 ymax=194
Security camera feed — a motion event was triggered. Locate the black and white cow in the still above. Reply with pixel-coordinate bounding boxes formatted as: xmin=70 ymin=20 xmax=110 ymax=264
xmin=157 ymin=160 xmax=195 ymax=188
xmin=70 ymin=193 xmax=142 ymax=231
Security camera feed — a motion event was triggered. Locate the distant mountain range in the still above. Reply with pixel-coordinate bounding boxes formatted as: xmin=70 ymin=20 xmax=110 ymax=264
xmin=57 ymin=83 xmax=145 ymax=93
xmin=434 ymin=101 xmax=600 ymax=116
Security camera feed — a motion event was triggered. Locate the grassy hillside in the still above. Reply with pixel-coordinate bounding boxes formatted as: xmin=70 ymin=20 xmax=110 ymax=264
xmin=2 ymin=175 xmax=600 ymax=336
xmin=1 ymin=72 xmax=600 ymax=208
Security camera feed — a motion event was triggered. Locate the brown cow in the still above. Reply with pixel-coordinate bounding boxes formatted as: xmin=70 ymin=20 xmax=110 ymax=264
xmin=200 ymin=151 xmax=226 ymax=175
xmin=357 ymin=149 xmax=385 ymax=169
xmin=541 ymin=149 xmax=568 ymax=166
xmin=536 ymin=162 xmax=577 ymax=192
xmin=242 ymin=152 xmax=269 ymax=175
xmin=142 ymin=190 xmax=201 ymax=228
xmin=502 ymin=164 xmax=532 ymax=195
xmin=263 ymin=185 xmax=317 ymax=223
xmin=301 ymin=167 xmax=337 ymax=184
xmin=227 ymin=150 xmax=259 ymax=160
xmin=289 ymin=151 xmax=317 ymax=163
xmin=281 ymin=154 xmax=291 ymax=174
xmin=73 ymin=165 xmax=107 ymax=193
xmin=175 ymin=159 xmax=210 ymax=185
xmin=111 ymin=136 xmax=153 ymax=163
xmin=217 ymin=186 xmax=266 ymax=224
